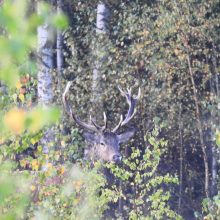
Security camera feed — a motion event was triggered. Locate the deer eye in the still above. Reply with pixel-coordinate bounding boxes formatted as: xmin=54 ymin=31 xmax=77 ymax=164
xmin=100 ymin=142 xmax=105 ymax=146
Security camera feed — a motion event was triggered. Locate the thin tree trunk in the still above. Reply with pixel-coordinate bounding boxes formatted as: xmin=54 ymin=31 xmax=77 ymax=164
xmin=37 ymin=2 xmax=54 ymax=165
xmin=211 ymin=147 xmax=217 ymax=196
xmin=92 ymin=2 xmax=110 ymax=120
xmin=118 ymin=179 xmax=123 ymax=217
xmin=178 ymin=103 xmax=183 ymax=212
xmin=210 ymin=46 xmax=219 ymax=196
xmin=186 ymin=54 xmax=209 ymax=198
xmin=208 ymin=78 xmax=217 ymax=197
xmin=57 ymin=0 xmax=63 ymax=88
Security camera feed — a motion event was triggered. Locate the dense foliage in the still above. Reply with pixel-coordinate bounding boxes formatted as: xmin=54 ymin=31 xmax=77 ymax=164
xmin=0 ymin=0 xmax=220 ymax=219
xmin=63 ymin=0 xmax=220 ymax=217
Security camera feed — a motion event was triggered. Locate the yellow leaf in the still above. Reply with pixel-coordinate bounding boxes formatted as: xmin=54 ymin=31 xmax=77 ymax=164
xmin=20 ymin=159 xmax=27 ymax=168
xmin=4 ymin=108 xmax=26 ymax=134
xmin=58 ymin=166 xmax=65 ymax=175
xmin=19 ymin=94 xmax=25 ymax=102
xmin=47 ymin=163 xmax=53 ymax=169
xmin=174 ymin=49 xmax=180 ymax=55
xmin=30 ymin=138 xmax=37 ymax=145
xmin=73 ymin=198 xmax=80 ymax=205
xmin=16 ymin=81 xmax=22 ymax=89
xmin=30 ymin=185 xmax=36 ymax=191
xmin=73 ymin=180 xmax=84 ymax=191
xmin=216 ymin=131 xmax=220 ymax=146
xmin=31 ymin=159 xmax=39 ymax=171
xmin=61 ymin=140 xmax=66 ymax=147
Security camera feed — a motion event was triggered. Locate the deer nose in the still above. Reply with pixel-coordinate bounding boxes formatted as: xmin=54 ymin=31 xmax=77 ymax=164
xmin=112 ymin=155 xmax=122 ymax=163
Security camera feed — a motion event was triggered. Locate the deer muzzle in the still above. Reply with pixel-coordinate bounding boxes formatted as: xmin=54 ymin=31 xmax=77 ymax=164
xmin=112 ymin=154 xmax=122 ymax=163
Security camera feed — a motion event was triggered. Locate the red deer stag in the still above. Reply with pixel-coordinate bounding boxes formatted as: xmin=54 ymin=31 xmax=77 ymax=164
xmin=62 ymin=81 xmax=141 ymax=163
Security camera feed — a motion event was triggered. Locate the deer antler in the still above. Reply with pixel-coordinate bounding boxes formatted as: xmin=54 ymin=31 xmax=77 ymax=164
xmin=112 ymin=86 xmax=141 ymax=132
xmin=62 ymin=81 xmax=107 ymax=133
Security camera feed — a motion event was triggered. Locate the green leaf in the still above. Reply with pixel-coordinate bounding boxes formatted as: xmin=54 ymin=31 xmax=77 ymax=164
xmin=52 ymin=14 xmax=68 ymax=29
xmin=216 ymin=131 xmax=220 ymax=147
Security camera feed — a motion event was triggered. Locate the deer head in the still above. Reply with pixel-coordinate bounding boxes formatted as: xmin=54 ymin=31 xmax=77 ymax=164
xmin=62 ymin=82 xmax=141 ymax=163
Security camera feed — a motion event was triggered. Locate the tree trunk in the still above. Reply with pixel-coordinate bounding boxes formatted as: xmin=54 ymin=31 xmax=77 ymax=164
xmin=210 ymin=48 xmax=219 ymax=196
xmin=57 ymin=0 xmax=63 ymax=88
xmin=211 ymin=147 xmax=218 ymax=196
xmin=91 ymin=2 xmax=110 ymax=121
xmin=37 ymin=2 xmax=54 ymax=164
xmin=178 ymin=103 xmax=183 ymax=212
xmin=186 ymin=53 xmax=209 ymax=198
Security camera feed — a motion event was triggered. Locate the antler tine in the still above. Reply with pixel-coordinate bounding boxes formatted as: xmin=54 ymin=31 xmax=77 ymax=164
xmin=112 ymin=114 xmax=123 ymax=132
xmin=121 ymin=108 xmax=137 ymax=126
xmin=90 ymin=115 xmax=102 ymax=130
xmin=127 ymin=88 xmax=132 ymax=95
xmin=102 ymin=112 xmax=107 ymax=131
xmin=63 ymin=81 xmax=73 ymax=109
xmin=112 ymin=86 xmax=141 ymax=132
xmin=63 ymin=82 xmax=100 ymax=133
xmin=136 ymin=87 xmax=141 ymax=99
xmin=90 ymin=112 xmax=108 ymax=132
xmin=118 ymin=86 xmax=125 ymax=96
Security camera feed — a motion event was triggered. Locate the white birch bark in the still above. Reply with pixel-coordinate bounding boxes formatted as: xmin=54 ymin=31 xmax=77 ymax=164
xmin=211 ymin=146 xmax=217 ymax=196
xmin=92 ymin=3 xmax=110 ymax=120
xmin=96 ymin=3 xmax=109 ymax=34
xmin=57 ymin=0 xmax=63 ymax=86
xmin=37 ymin=3 xmax=54 ymax=158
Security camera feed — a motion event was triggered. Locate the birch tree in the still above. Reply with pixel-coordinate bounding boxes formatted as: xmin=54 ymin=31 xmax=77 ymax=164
xmin=92 ymin=2 xmax=110 ymax=120
xmin=37 ymin=2 xmax=54 ymax=160
xmin=57 ymin=0 xmax=63 ymax=88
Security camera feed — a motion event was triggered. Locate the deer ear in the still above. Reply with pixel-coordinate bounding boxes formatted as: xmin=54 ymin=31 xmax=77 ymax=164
xmin=117 ymin=128 xmax=136 ymax=144
xmin=83 ymin=132 xmax=99 ymax=143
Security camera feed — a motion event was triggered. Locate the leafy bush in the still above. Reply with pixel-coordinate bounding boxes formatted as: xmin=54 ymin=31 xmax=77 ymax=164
xmin=26 ymin=164 xmax=109 ymax=220
xmin=0 ymin=161 xmax=30 ymax=220
xmin=201 ymin=195 xmax=220 ymax=220
xmin=107 ymin=127 xmax=181 ymax=219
